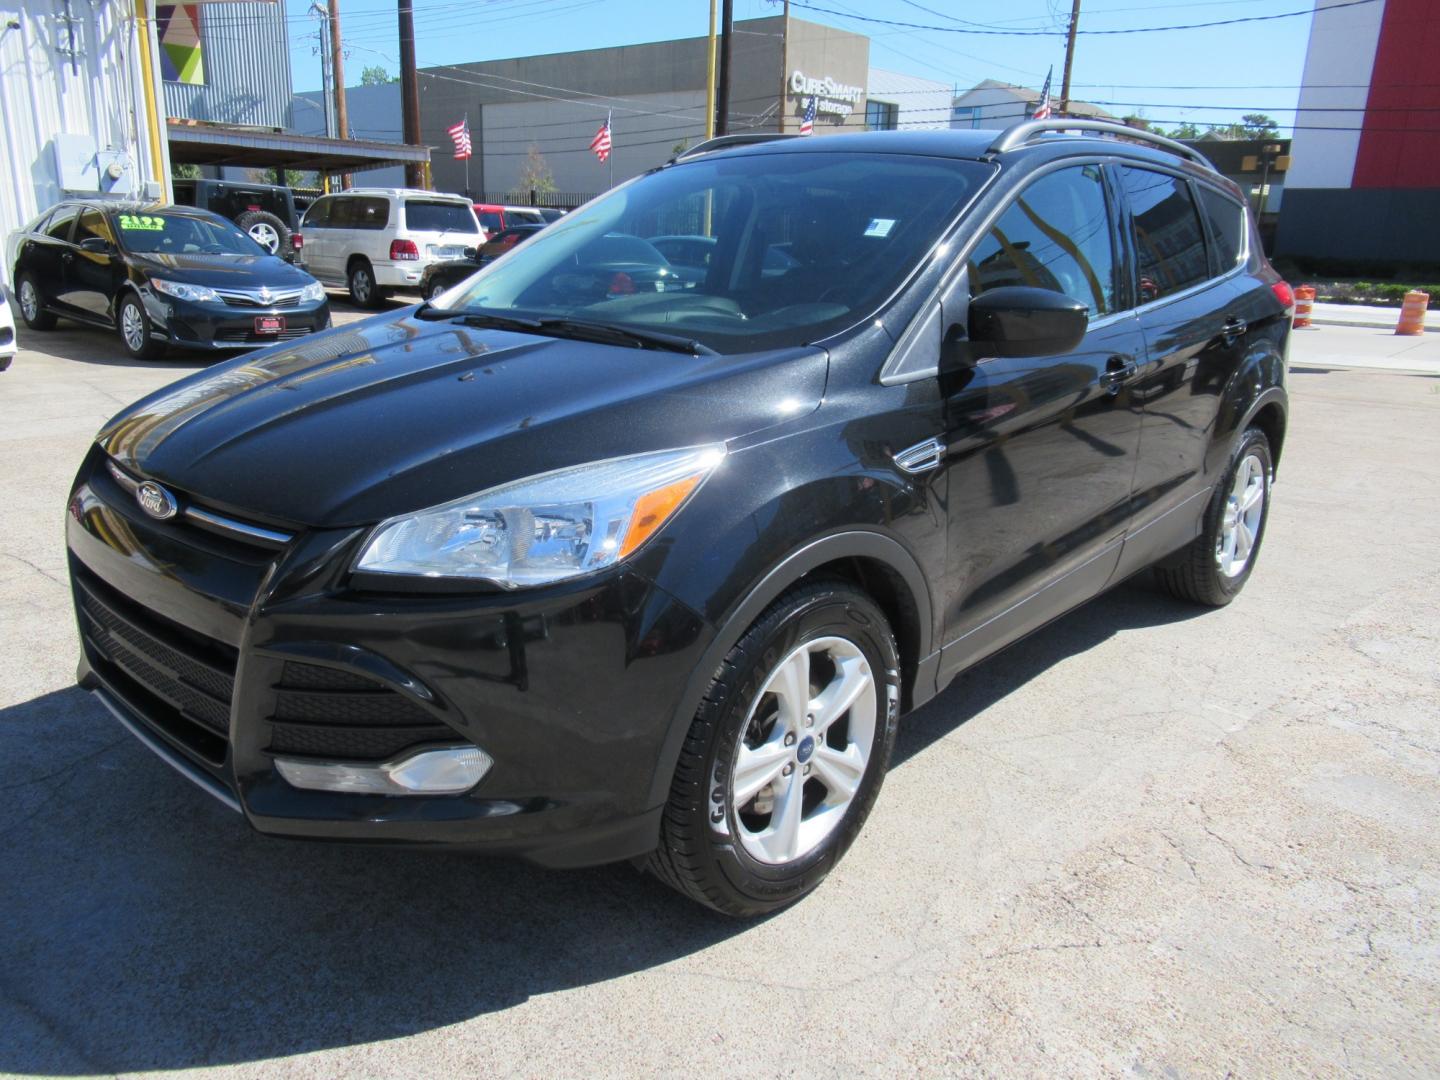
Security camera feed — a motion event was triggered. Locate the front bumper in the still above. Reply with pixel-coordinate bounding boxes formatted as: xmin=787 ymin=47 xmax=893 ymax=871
xmin=66 ymin=446 xmax=711 ymax=866
xmin=144 ymin=293 xmax=332 ymax=350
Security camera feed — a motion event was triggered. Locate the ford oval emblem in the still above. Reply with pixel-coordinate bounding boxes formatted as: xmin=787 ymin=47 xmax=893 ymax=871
xmin=136 ymin=480 xmax=179 ymax=521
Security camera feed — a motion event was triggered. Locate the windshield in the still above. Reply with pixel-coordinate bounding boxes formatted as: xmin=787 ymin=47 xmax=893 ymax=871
xmin=405 ymin=201 xmax=480 ymax=233
xmin=434 ymin=152 xmax=989 ymax=354
xmin=115 ymin=212 xmax=264 ymax=256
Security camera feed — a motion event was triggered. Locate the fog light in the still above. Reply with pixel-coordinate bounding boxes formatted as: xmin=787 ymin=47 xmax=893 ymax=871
xmin=275 ymin=745 xmax=492 ymax=795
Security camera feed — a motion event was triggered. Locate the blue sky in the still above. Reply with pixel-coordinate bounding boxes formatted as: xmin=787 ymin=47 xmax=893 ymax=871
xmin=284 ymin=0 xmax=1321 ymax=134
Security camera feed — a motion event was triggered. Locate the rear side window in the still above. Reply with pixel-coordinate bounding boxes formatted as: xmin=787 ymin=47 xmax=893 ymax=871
xmin=404 ymin=200 xmax=477 ymax=233
xmin=1120 ymin=167 xmax=1209 ymax=303
xmin=967 ymin=164 xmax=1117 ymax=317
xmin=46 ymin=206 xmax=78 ymax=241
xmin=354 ymin=197 xmax=390 ymax=230
xmin=1196 ymin=185 xmax=1245 ymax=274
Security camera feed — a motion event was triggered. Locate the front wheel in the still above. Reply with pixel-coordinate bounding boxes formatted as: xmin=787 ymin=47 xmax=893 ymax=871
xmin=116 ymin=294 xmax=166 ymax=361
xmin=646 ymin=581 xmax=900 ymax=917
xmin=1154 ymin=426 xmax=1273 ymax=606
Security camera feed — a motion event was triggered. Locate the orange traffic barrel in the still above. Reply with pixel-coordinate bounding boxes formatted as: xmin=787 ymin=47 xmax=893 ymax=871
xmin=1396 ymin=289 xmax=1430 ymax=336
xmin=1293 ymin=285 xmax=1316 ymax=328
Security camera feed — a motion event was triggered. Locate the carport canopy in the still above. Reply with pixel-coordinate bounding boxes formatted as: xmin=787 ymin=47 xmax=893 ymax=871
xmin=167 ymin=120 xmax=430 ymax=173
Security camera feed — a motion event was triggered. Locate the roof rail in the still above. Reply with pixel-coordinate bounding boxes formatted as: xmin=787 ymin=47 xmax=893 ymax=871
xmin=672 ymin=133 xmax=798 ymax=162
xmin=987 ymin=118 xmax=1212 ymax=169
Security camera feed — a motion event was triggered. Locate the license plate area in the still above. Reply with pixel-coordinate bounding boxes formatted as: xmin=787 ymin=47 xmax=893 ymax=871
xmin=254 ymin=315 xmax=286 ymax=335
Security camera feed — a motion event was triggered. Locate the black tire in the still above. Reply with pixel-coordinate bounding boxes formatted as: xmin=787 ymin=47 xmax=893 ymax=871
xmin=646 ymin=581 xmax=901 ymax=917
xmin=347 ymin=258 xmax=387 ymax=308
xmin=15 ymin=273 xmax=57 ymax=331
xmin=426 ymin=277 xmax=450 ymax=301
xmin=116 ymin=294 xmax=166 ymax=361
xmin=1154 ymin=426 xmax=1273 ymax=606
xmin=235 ymin=209 xmax=290 ymax=257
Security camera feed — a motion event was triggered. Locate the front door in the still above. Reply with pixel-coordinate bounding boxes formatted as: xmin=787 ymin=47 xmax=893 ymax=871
xmin=935 ymin=162 xmax=1145 ymax=682
xmin=65 ymin=207 xmax=122 ymax=323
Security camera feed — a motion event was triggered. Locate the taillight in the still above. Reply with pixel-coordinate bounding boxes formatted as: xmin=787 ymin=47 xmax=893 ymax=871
xmin=390 ymin=239 xmax=420 ymax=261
xmin=1272 ymin=280 xmax=1295 ymax=310
xmin=291 ymin=232 xmax=304 ymax=250
xmin=608 ymin=271 xmax=636 ymax=295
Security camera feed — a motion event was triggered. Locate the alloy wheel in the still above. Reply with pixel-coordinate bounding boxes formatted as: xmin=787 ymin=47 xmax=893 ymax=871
xmin=353 ymin=268 xmax=371 ymax=303
xmin=248 ymin=222 xmax=280 ymax=254
xmin=121 ymin=303 xmax=146 ymax=352
xmin=1217 ymin=452 xmax=1266 ymax=578
xmin=19 ymin=280 xmax=39 ymax=320
xmin=727 ymin=636 xmax=877 ymax=865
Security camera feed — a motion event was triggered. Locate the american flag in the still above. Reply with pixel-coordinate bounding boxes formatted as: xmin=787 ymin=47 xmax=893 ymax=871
xmin=1031 ymin=68 xmax=1053 ymax=121
xmin=799 ymin=95 xmax=817 ymax=136
xmin=590 ymin=112 xmax=612 ymax=163
xmin=448 ymin=117 xmax=472 ymax=160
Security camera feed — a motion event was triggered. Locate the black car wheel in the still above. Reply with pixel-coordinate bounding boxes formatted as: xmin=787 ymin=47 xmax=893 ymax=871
xmin=347 ymin=258 xmax=387 ymax=309
xmin=235 ymin=210 xmax=290 ymax=257
xmin=116 ymin=294 xmax=166 ymax=361
xmin=1155 ymin=426 xmax=1273 ymax=606
xmin=426 ymin=278 xmax=449 ymax=301
xmin=646 ymin=581 xmax=901 ymax=917
xmin=16 ymin=273 xmax=57 ymax=331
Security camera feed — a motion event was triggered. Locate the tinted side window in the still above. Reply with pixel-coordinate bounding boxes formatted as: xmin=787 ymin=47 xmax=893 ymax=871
xmin=74 ymin=208 xmax=114 ymax=246
xmin=967 ymin=164 xmax=1117 ymax=317
xmin=1196 ymin=185 xmax=1245 ymax=274
xmin=327 ymin=198 xmax=359 ymax=228
xmin=46 ymin=206 xmax=78 ymax=241
xmin=356 ymin=197 xmax=390 ymax=229
xmin=304 ymin=198 xmax=332 ymax=228
xmin=1120 ymin=167 xmax=1209 ymax=302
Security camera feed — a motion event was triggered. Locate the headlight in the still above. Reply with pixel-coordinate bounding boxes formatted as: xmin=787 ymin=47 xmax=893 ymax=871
xmin=356 ymin=445 xmax=726 ymax=587
xmin=150 ymin=277 xmax=221 ymax=303
xmin=299 ymin=281 xmax=326 ymax=303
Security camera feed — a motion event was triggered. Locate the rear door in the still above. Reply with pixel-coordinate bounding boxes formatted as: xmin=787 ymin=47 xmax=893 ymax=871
xmin=66 ymin=206 xmax=123 ymax=322
xmin=402 ymin=198 xmax=484 ymax=264
xmin=26 ymin=205 xmax=80 ymax=313
xmin=934 ymin=162 xmax=1146 ymax=680
xmin=1114 ymin=166 xmax=1249 ymax=570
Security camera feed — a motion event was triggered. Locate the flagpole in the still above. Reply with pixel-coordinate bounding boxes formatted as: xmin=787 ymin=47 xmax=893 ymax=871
xmin=463 ymin=112 xmax=470 ymax=197
xmin=607 ymin=110 xmax=613 ymax=190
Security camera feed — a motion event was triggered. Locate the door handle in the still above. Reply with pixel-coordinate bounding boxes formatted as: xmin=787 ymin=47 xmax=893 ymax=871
xmin=61 ymin=251 xmax=74 ymax=262
xmin=1222 ymin=315 xmax=1248 ymax=345
xmin=1101 ymin=354 xmax=1138 ymax=395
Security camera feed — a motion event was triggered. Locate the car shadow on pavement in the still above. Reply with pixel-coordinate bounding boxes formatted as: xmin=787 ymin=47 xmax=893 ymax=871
xmin=0 ymin=577 xmax=1198 ymax=1074
xmin=14 ymin=326 xmax=229 ymax=370
xmin=893 ymin=576 xmax=1207 ymax=767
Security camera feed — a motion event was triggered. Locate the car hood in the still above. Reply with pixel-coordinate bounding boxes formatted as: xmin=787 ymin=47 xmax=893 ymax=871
xmin=128 ymin=253 xmax=315 ymax=289
xmin=98 ymin=307 xmax=828 ymax=527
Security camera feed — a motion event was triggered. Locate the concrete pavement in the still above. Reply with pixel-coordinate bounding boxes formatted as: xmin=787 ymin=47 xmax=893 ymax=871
xmin=1 ymin=312 xmax=1437 ymax=1077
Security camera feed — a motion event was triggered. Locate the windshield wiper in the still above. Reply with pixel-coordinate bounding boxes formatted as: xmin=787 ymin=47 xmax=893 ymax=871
xmin=535 ymin=318 xmax=716 ymax=356
xmin=413 ymin=308 xmax=713 ymax=355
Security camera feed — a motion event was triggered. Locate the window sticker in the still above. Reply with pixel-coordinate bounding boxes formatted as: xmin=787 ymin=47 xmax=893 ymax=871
xmin=119 ymin=214 xmax=166 ymax=231
xmin=863 ymin=218 xmax=896 ymax=238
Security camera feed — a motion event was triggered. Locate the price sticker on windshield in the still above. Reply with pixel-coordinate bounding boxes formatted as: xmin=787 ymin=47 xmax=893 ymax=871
xmin=118 ymin=214 xmax=166 ymax=231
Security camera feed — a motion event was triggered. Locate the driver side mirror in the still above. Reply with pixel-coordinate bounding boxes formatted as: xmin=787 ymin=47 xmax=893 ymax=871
xmin=78 ymin=236 xmax=114 ymax=255
xmin=942 ymin=286 xmax=1089 ymax=368
xmin=463 ymin=246 xmax=478 ymax=260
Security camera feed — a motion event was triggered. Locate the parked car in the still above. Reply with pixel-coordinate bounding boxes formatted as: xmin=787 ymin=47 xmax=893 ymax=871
xmin=65 ymin=122 xmax=1291 ymax=916
xmin=11 ymin=202 xmax=329 ymax=360
xmin=418 ymin=224 xmax=545 ymax=300
xmin=300 ymin=188 xmax=484 ymax=307
xmin=473 ymin=203 xmax=550 ymax=235
xmin=171 ymin=178 xmax=302 ymax=260
xmin=536 ymin=207 xmax=566 ymax=224
xmin=0 ymin=288 xmax=15 ymax=371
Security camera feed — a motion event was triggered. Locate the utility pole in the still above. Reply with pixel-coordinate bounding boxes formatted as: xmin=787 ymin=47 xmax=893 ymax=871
xmin=1058 ymin=0 xmax=1080 ymax=115
xmin=716 ymin=0 xmax=733 ymax=135
xmin=705 ymin=0 xmax=716 ymax=139
xmin=398 ymin=0 xmax=424 ymax=187
xmin=310 ymin=3 xmax=335 ymax=138
xmin=778 ymin=0 xmax=789 ymax=134
xmin=328 ymin=0 xmax=350 ymax=188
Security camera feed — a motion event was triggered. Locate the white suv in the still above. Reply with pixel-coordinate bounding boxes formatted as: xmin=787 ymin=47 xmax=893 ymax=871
xmin=298 ymin=188 xmax=484 ymax=308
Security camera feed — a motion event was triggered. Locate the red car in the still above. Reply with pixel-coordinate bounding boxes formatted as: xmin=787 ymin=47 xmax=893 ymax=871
xmin=473 ymin=204 xmax=549 ymax=237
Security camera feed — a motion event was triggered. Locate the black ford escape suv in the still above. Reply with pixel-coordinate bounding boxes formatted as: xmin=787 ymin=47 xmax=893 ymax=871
xmin=66 ymin=121 xmax=1292 ymax=916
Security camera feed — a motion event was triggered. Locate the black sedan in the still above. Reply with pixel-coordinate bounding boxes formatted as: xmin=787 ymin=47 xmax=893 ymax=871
xmin=419 ymin=224 xmax=545 ymax=300
xmin=11 ymin=202 xmax=330 ymax=360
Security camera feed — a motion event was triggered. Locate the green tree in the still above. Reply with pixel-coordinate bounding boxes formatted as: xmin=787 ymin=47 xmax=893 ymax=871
xmin=1241 ymin=113 xmax=1280 ymax=138
xmin=517 ymin=144 xmax=556 ymax=196
xmin=1166 ymin=122 xmax=1203 ymax=140
xmin=171 ymin=162 xmax=202 ymax=180
xmin=360 ymin=65 xmax=397 ymax=86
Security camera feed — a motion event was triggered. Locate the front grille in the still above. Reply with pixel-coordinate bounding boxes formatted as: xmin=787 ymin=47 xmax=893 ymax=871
xmin=76 ymin=572 xmax=238 ymax=765
xmin=215 ymin=326 xmax=315 ymax=343
xmin=216 ymin=287 xmax=304 ymax=309
xmin=266 ymin=661 xmax=459 ymax=761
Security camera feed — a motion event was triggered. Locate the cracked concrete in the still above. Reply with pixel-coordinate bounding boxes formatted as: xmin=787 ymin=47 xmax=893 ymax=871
xmin=0 ymin=315 xmax=1437 ymax=1077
